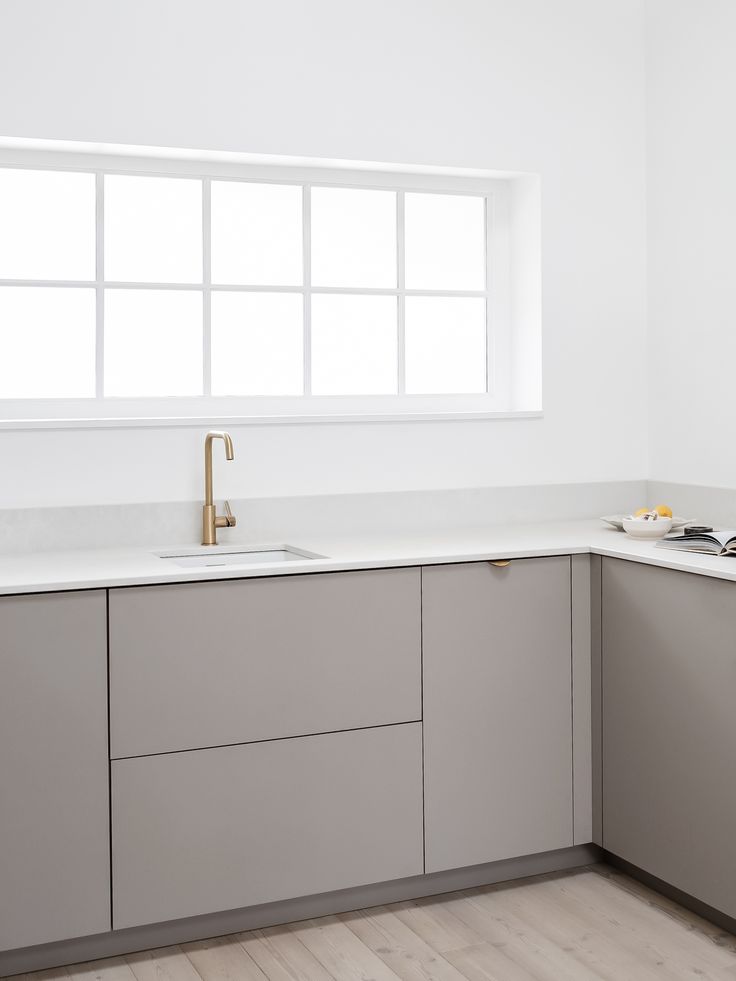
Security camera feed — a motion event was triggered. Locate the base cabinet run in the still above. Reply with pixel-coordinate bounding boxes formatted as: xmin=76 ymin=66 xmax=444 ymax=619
xmin=602 ymin=558 xmax=736 ymax=919
xmin=0 ymin=591 xmax=109 ymax=952
xmin=112 ymin=722 xmax=424 ymax=929
xmin=422 ymin=557 xmax=574 ymax=873
xmin=1 ymin=557 xmax=583 ymax=960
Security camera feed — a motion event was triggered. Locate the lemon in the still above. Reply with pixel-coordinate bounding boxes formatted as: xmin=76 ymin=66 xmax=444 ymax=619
xmin=634 ymin=507 xmax=650 ymax=517
xmin=654 ymin=504 xmax=673 ymax=518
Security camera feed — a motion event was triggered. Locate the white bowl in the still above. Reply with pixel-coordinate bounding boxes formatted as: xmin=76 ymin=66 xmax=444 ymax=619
xmin=601 ymin=514 xmax=691 ymax=531
xmin=622 ymin=516 xmax=673 ymax=540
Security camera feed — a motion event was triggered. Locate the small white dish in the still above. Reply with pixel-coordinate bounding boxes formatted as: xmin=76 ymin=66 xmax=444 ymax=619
xmin=601 ymin=514 xmax=691 ymax=531
xmin=622 ymin=516 xmax=673 ymax=540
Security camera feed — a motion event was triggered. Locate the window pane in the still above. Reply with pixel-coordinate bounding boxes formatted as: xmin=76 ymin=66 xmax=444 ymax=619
xmin=0 ymin=287 xmax=95 ymax=398
xmin=405 ymin=193 xmax=485 ymax=291
xmin=405 ymin=296 xmax=486 ymax=394
xmin=211 ymin=292 xmax=303 ymax=396
xmin=104 ymin=290 xmax=202 ymax=396
xmin=0 ymin=169 xmax=95 ymax=280
xmin=311 ymin=294 xmax=397 ymax=395
xmin=211 ymin=182 xmax=302 ymax=286
xmin=311 ymin=187 xmax=396 ymax=288
xmin=104 ymin=176 xmax=202 ymax=283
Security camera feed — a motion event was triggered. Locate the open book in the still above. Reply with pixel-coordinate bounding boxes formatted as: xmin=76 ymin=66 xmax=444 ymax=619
xmin=656 ymin=530 xmax=736 ymax=556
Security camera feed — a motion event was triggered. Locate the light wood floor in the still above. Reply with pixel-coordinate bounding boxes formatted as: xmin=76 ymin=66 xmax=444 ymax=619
xmin=9 ymin=866 xmax=736 ymax=981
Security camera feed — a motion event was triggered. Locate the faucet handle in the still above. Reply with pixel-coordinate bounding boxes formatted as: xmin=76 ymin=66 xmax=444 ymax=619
xmin=223 ymin=500 xmax=237 ymax=527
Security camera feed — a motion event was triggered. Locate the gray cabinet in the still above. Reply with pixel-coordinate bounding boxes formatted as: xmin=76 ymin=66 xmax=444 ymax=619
xmin=422 ymin=557 xmax=574 ymax=873
xmin=602 ymin=558 xmax=736 ymax=918
xmin=0 ymin=591 xmax=109 ymax=952
xmin=110 ymin=568 xmax=421 ymax=759
xmin=112 ymin=722 xmax=424 ymax=928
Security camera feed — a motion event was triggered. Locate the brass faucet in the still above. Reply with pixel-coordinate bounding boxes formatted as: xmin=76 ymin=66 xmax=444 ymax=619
xmin=202 ymin=431 xmax=237 ymax=545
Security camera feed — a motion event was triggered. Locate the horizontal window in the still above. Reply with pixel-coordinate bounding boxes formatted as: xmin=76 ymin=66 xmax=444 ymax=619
xmin=0 ymin=151 xmax=541 ymax=425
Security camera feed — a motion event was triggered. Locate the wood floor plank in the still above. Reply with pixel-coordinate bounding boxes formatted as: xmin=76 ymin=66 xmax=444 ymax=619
xmin=388 ymin=896 xmax=486 ymax=954
xmin=181 ymin=936 xmax=267 ymax=981
xmin=443 ymin=942 xmax=545 ymax=981
xmin=125 ymin=946 xmax=202 ymax=981
xmin=237 ymin=926 xmax=336 ymax=981
xmin=437 ymin=886 xmax=605 ymax=981
xmin=595 ymin=866 xmax=736 ymax=957
xmin=287 ymin=915 xmax=402 ymax=981
xmin=469 ymin=882 xmax=623 ymax=981
xmin=66 ymin=959 xmax=139 ymax=981
xmin=340 ymin=905 xmax=468 ymax=981
xmin=539 ymin=872 xmax=730 ymax=979
xmin=557 ymin=870 xmax=736 ymax=976
xmin=386 ymin=893 xmax=543 ymax=981
xmin=481 ymin=874 xmax=681 ymax=981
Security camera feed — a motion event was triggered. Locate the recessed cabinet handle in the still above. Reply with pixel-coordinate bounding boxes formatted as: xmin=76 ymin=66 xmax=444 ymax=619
xmin=489 ymin=560 xmax=511 ymax=568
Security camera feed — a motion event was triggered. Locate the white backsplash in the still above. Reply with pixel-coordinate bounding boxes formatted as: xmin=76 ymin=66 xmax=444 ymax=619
xmin=646 ymin=482 xmax=736 ymax=529
xmin=0 ymin=481 xmax=646 ymax=554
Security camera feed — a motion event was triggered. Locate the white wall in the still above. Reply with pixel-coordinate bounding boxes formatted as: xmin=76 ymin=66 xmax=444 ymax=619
xmin=646 ymin=0 xmax=736 ymax=488
xmin=0 ymin=0 xmax=647 ymax=507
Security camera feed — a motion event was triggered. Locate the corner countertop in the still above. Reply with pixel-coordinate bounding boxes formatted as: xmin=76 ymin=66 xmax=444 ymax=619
xmin=2 ymin=519 xmax=736 ymax=595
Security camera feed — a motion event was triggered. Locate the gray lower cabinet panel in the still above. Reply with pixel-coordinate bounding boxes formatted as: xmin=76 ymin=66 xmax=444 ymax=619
xmin=602 ymin=557 xmax=736 ymax=918
xmin=0 ymin=591 xmax=110 ymax=952
xmin=112 ymin=722 xmax=424 ymax=929
xmin=109 ymin=568 xmax=421 ymax=759
xmin=423 ymin=557 xmax=574 ymax=873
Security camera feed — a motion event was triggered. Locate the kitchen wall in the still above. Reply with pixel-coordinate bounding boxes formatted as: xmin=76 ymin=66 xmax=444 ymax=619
xmin=0 ymin=0 xmax=647 ymax=507
xmin=646 ymin=0 xmax=736 ymax=488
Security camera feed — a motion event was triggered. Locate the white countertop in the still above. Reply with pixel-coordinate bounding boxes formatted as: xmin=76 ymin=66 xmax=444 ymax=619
xmin=2 ymin=519 xmax=736 ymax=595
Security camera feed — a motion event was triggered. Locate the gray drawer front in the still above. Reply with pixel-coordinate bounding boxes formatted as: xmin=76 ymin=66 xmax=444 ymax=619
xmin=110 ymin=568 xmax=421 ymax=758
xmin=112 ymin=722 xmax=424 ymax=928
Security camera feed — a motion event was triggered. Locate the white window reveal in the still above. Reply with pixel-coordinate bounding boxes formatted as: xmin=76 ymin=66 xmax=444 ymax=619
xmin=0 ymin=148 xmax=541 ymax=426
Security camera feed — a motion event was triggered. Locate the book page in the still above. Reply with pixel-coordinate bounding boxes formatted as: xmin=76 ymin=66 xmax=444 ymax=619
xmin=663 ymin=530 xmax=736 ymax=548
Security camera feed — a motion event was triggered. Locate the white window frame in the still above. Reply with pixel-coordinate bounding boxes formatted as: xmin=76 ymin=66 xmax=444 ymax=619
xmin=0 ymin=146 xmax=528 ymax=429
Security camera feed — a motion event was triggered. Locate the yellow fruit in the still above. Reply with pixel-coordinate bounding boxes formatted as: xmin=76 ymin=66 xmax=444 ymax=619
xmin=654 ymin=504 xmax=673 ymax=518
xmin=634 ymin=507 xmax=650 ymax=517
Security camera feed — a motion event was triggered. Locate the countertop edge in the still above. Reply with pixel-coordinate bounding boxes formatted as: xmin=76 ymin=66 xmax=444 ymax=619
xmin=3 ymin=523 xmax=736 ymax=595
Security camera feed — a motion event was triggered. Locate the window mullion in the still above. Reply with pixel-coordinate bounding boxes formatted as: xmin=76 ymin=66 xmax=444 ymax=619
xmin=396 ymin=190 xmax=406 ymax=395
xmin=484 ymin=193 xmax=493 ymax=396
xmin=95 ymin=172 xmax=104 ymax=399
xmin=303 ymin=184 xmax=311 ymax=397
xmin=202 ymin=177 xmax=212 ymax=397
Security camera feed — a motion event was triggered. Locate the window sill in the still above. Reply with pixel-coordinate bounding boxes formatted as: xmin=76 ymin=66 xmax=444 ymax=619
xmin=0 ymin=409 xmax=543 ymax=431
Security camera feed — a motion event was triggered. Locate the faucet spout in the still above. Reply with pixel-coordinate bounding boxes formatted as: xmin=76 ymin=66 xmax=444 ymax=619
xmin=202 ymin=431 xmax=237 ymax=545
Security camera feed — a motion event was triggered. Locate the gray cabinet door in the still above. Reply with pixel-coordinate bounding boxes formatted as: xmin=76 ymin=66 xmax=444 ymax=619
xmin=112 ymin=722 xmax=423 ymax=928
xmin=602 ymin=558 xmax=736 ymax=917
xmin=423 ymin=557 xmax=573 ymax=873
xmin=0 ymin=591 xmax=109 ymax=951
xmin=110 ymin=568 xmax=421 ymax=759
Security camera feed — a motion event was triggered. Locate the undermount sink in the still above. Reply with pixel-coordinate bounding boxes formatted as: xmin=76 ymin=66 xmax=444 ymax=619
xmin=156 ymin=545 xmax=325 ymax=569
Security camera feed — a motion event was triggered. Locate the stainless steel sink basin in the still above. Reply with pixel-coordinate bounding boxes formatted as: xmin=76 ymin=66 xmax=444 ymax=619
xmin=156 ymin=545 xmax=325 ymax=569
